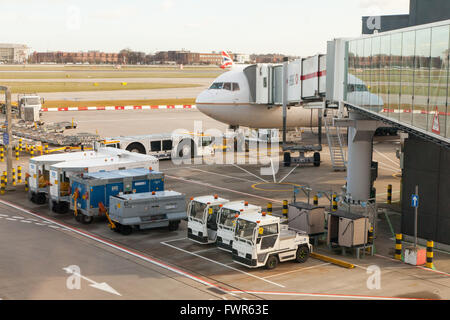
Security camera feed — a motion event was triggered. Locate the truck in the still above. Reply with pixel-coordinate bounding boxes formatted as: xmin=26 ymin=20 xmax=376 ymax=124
xmin=49 ymin=152 xmax=158 ymax=217
xmin=216 ymin=201 xmax=261 ymax=252
xmin=187 ymin=195 xmax=230 ymax=244
xmin=107 ymin=190 xmax=186 ymax=235
xmin=232 ymin=211 xmax=311 ymax=269
xmin=17 ymin=94 xmax=43 ymax=122
xmin=101 ymin=131 xmax=217 ymax=159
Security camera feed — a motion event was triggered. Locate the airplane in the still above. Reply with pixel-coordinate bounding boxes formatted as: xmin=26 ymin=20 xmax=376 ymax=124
xmin=195 ymin=52 xmax=383 ymax=130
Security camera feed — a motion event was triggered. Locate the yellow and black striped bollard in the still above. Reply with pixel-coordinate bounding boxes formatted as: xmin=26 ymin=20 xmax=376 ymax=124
xmin=332 ymin=194 xmax=338 ymax=212
xmin=368 ymin=227 xmax=374 ymax=244
xmin=25 ymin=175 xmax=29 ymax=192
xmin=282 ymin=200 xmax=288 ymax=218
xmin=45 ymin=144 xmax=49 ymax=154
xmin=12 ymin=168 xmax=16 ymax=186
xmin=0 ymin=146 xmax=4 ymax=162
xmin=395 ymin=234 xmax=402 ymax=260
xmin=15 ymin=146 xmax=19 ymax=161
xmin=426 ymin=241 xmax=434 ymax=269
xmin=387 ymin=184 xmax=392 ymax=204
xmin=0 ymin=175 xmax=5 ymax=195
xmin=3 ymin=171 xmax=7 ymax=185
xmin=17 ymin=166 xmax=22 ymax=184
xmin=19 ymin=138 xmax=23 ymax=151
xmin=313 ymin=195 xmax=319 ymax=205
xmin=267 ymin=202 xmax=272 ymax=215
xmin=30 ymin=146 xmax=34 ymax=157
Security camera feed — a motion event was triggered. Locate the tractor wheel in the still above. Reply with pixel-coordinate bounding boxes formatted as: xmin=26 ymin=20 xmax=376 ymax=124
xmin=296 ymin=245 xmax=310 ymax=263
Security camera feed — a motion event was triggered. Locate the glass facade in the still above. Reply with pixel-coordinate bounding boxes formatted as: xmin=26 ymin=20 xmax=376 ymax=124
xmin=346 ymin=21 xmax=450 ymax=139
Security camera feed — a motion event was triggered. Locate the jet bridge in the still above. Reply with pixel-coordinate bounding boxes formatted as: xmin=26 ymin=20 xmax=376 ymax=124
xmin=243 ymin=54 xmax=327 ymax=106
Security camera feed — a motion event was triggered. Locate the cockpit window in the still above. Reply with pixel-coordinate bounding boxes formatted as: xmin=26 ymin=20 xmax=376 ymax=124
xmin=232 ymin=83 xmax=240 ymax=91
xmin=223 ymin=82 xmax=232 ymax=91
xmin=209 ymin=82 xmax=224 ymax=89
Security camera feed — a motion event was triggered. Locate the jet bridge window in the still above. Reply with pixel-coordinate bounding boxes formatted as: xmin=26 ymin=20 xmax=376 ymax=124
xmin=223 ymin=82 xmax=232 ymax=91
xmin=232 ymin=83 xmax=240 ymax=91
xmin=209 ymin=82 xmax=224 ymax=89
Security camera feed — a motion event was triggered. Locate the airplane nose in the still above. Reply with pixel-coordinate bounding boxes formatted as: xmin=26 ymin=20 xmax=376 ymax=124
xmin=195 ymin=89 xmax=211 ymax=104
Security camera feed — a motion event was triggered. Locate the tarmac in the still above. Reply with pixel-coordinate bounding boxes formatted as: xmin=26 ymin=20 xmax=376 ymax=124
xmin=0 ymin=108 xmax=448 ymax=300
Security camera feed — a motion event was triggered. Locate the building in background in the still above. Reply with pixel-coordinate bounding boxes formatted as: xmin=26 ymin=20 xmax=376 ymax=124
xmin=0 ymin=44 xmax=29 ymax=64
xmin=30 ymin=51 xmax=119 ymax=64
xmin=362 ymin=0 xmax=450 ymax=34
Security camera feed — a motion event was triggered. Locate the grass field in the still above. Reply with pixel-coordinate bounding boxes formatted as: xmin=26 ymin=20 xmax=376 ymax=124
xmin=41 ymin=98 xmax=196 ymax=108
xmin=0 ymin=71 xmax=222 ymax=79
xmin=1 ymin=81 xmax=201 ymax=93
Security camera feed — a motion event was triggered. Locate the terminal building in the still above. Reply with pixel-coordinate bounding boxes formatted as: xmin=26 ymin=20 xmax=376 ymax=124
xmin=0 ymin=43 xmax=29 ymax=64
xmin=334 ymin=0 xmax=449 ymax=248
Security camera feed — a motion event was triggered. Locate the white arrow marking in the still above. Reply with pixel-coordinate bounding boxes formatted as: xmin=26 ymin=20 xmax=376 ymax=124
xmin=63 ymin=267 xmax=121 ymax=296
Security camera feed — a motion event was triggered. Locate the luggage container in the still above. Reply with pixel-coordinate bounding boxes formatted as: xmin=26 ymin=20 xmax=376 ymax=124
xmin=107 ymin=190 xmax=186 ymax=235
xmin=327 ymin=210 xmax=369 ymax=248
xmin=69 ymin=168 xmax=163 ymax=224
xmin=28 ymin=148 xmax=120 ymax=205
xmin=50 ymin=152 xmax=158 ymax=215
xmin=216 ymin=201 xmax=261 ymax=252
xmin=288 ymin=202 xmax=325 ymax=235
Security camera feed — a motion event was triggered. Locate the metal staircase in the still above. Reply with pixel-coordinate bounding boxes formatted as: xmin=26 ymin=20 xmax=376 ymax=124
xmin=324 ymin=112 xmax=347 ymax=171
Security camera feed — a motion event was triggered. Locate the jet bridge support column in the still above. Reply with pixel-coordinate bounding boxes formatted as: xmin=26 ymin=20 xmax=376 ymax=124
xmin=344 ymin=112 xmax=380 ymax=203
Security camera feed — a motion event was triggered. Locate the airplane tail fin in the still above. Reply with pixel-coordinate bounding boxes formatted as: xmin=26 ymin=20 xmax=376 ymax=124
xmin=220 ymin=51 xmax=234 ymax=69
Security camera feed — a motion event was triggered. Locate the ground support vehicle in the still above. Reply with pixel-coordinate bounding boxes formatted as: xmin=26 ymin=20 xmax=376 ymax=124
xmin=216 ymin=201 xmax=261 ymax=252
xmin=232 ymin=212 xmax=312 ymax=269
xmin=187 ymin=195 xmax=230 ymax=244
xmin=106 ymin=190 xmax=186 ymax=235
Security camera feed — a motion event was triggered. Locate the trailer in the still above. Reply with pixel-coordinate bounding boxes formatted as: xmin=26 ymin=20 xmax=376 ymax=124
xmin=69 ymin=168 xmax=163 ymax=224
xmin=232 ymin=211 xmax=311 ymax=269
xmin=107 ymin=190 xmax=187 ymax=235
xmin=49 ymin=152 xmax=159 ymax=216
xmin=28 ymin=149 xmax=110 ymax=204
xmin=187 ymin=195 xmax=230 ymax=244
xmin=101 ymin=131 xmax=217 ymax=159
xmin=216 ymin=201 xmax=261 ymax=252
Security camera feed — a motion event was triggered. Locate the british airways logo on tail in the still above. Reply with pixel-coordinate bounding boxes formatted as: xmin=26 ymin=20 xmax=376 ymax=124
xmin=220 ymin=51 xmax=234 ymax=69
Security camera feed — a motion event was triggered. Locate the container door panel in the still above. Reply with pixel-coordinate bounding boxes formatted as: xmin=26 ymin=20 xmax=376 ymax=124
xmin=256 ymin=64 xmax=270 ymax=104
xmin=272 ymin=66 xmax=283 ymax=105
xmin=105 ymin=183 xmax=123 ymax=206
xmin=90 ymin=185 xmax=105 ymax=209
xmin=150 ymin=178 xmax=164 ymax=191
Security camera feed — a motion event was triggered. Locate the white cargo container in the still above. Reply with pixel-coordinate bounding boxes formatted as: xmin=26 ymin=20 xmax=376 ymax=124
xmin=28 ymin=148 xmax=116 ymax=204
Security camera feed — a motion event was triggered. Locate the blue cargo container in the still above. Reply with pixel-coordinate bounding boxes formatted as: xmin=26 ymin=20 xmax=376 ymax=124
xmin=69 ymin=168 xmax=164 ymax=224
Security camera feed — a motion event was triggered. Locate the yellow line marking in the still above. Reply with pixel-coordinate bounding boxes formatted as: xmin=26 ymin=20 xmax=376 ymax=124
xmin=310 ymin=252 xmax=355 ymax=269
xmin=251 ymin=182 xmax=303 ymax=192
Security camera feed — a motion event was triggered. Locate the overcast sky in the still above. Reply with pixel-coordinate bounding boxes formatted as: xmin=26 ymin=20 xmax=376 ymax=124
xmin=1 ymin=0 xmax=410 ymax=56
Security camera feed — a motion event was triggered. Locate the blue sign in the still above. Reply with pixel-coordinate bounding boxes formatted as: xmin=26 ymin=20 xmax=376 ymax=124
xmin=2 ymin=132 xmax=8 ymax=145
xmin=411 ymin=194 xmax=419 ymax=208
